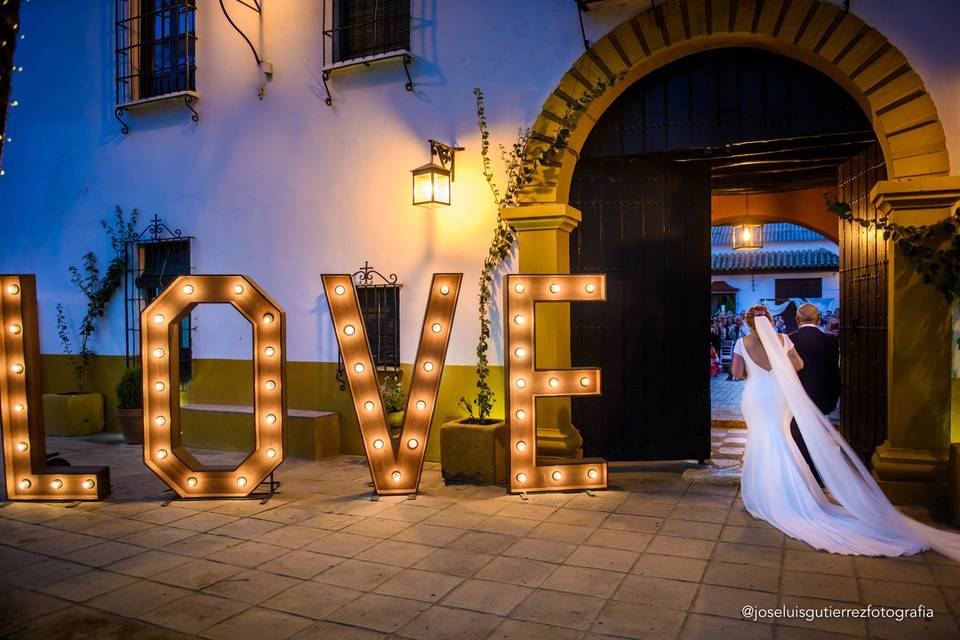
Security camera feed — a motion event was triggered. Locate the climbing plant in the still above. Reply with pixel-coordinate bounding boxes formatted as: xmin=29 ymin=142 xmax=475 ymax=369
xmin=57 ymin=206 xmax=139 ymax=391
xmin=459 ymin=76 xmax=622 ymax=423
xmin=825 ymin=192 xmax=960 ymax=304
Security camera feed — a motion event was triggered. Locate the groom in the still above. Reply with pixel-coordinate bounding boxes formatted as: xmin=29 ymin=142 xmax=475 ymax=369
xmin=789 ymin=304 xmax=841 ymax=486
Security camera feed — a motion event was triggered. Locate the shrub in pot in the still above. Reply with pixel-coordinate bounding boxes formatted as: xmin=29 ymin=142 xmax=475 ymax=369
xmin=115 ymin=367 xmax=143 ymax=444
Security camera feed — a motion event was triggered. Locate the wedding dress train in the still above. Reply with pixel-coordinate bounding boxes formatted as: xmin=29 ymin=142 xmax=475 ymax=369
xmin=738 ymin=315 xmax=960 ymax=560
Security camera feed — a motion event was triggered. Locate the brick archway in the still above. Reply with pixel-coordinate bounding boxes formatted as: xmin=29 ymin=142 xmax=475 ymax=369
xmin=506 ymin=0 xmax=960 ymax=504
xmin=517 ymin=0 xmax=949 ymax=207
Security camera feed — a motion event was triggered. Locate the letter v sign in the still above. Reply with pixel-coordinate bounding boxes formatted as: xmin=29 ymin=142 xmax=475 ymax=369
xmin=322 ymin=273 xmax=462 ymax=495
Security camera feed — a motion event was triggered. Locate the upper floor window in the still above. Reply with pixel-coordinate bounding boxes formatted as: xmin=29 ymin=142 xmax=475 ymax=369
xmin=116 ymin=0 xmax=197 ymax=106
xmin=333 ymin=0 xmax=409 ymax=63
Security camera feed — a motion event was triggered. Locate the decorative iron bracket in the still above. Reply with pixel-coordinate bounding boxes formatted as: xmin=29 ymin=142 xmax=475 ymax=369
xmin=184 ymin=95 xmax=199 ymax=123
xmin=428 ymin=140 xmax=465 ymax=181
xmin=115 ymin=107 xmax=129 ymax=135
xmin=320 ymin=52 xmax=414 ymax=107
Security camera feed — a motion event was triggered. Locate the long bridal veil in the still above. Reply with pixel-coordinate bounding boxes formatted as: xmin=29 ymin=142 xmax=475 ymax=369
xmin=753 ymin=315 xmax=960 ymax=561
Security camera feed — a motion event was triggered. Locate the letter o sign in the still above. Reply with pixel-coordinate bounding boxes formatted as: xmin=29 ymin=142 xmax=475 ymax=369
xmin=142 ymin=275 xmax=286 ymax=498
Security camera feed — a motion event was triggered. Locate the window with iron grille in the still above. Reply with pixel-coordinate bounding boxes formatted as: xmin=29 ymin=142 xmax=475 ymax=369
xmin=775 ymin=278 xmax=822 ymax=300
xmin=115 ymin=0 xmax=197 ymax=105
xmin=357 ymin=284 xmax=400 ymax=370
xmin=333 ymin=0 xmax=409 ymax=63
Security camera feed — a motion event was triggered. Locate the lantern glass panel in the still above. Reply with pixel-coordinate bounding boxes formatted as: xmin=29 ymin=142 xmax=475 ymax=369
xmin=732 ymin=223 xmax=763 ymax=250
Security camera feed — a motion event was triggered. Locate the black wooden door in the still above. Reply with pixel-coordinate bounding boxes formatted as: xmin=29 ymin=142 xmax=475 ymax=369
xmin=570 ymin=157 xmax=712 ymax=461
xmin=837 ymin=143 xmax=888 ymax=464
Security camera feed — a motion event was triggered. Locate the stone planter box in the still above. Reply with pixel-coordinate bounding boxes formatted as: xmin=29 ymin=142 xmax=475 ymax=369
xmin=42 ymin=392 xmax=105 ymax=436
xmin=440 ymin=418 xmax=506 ymax=485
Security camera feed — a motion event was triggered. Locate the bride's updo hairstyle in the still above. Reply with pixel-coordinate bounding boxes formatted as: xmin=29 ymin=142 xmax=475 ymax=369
xmin=744 ymin=305 xmax=772 ymax=332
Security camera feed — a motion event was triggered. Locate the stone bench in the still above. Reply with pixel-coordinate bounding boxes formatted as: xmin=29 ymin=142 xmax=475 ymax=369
xmin=180 ymin=403 xmax=340 ymax=460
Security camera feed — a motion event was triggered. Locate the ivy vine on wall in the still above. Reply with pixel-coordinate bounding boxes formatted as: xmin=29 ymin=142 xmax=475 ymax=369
xmin=824 ymin=192 xmax=960 ymax=304
xmin=459 ymin=75 xmax=623 ymax=424
xmin=57 ymin=206 xmax=139 ymax=391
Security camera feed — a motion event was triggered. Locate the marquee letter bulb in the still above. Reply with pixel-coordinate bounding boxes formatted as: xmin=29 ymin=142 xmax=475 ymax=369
xmin=264 ymin=346 xmax=275 ymax=356
xmin=187 ymin=477 xmax=198 ymax=488
xmin=516 ymin=473 xmax=526 ymax=483
xmin=431 ymin=323 xmax=442 ymax=333
xmin=416 ymin=400 xmax=426 ymax=410
xmin=364 ymin=401 xmax=375 ymax=411
xmin=233 ymin=284 xmax=244 ymax=295
xmin=513 ymin=314 xmax=524 ymax=324
xmin=514 ymin=283 xmax=525 ymax=293
xmin=587 ymin=468 xmax=598 ymax=479
xmin=549 ymin=283 xmax=560 ymax=293
xmin=155 ymin=381 xmax=165 ymax=391
xmin=13 ymin=402 xmax=24 ymax=412
xmin=423 ymin=362 xmax=434 ymax=372
xmin=440 ymin=284 xmax=450 ymax=295
xmin=373 ymin=439 xmax=384 ymax=449
xmin=155 ymin=416 xmax=166 ymax=426
xmin=16 ymin=441 xmax=28 ymax=452
xmin=266 ymin=414 xmax=277 ymax=424
xmin=237 ymin=477 xmax=247 ymax=487
xmin=407 ymin=439 xmax=418 ymax=449
xmin=8 ymin=323 xmax=21 ymax=334
xmin=263 ymin=313 xmax=274 ymax=324
xmin=344 ymin=324 xmax=356 ymax=336
xmin=516 ymin=441 xmax=526 ymax=452
xmin=266 ymin=448 xmax=277 ymax=458
xmin=514 ymin=347 xmax=525 ymax=358
xmin=552 ymin=471 xmax=562 ymax=481
xmin=157 ymin=449 xmax=168 ymax=459
xmin=6 ymin=284 xmax=19 ymax=295
xmin=580 ymin=376 xmax=590 ymax=387
xmin=265 ymin=380 xmax=276 ymax=390
xmin=515 ymin=378 xmax=526 ymax=388
xmin=153 ymin=314 xmax=164 ymax=324
xmin=334 ymin=285 xmax=345 ymax=295
xmin=354 ymin=363 xmax=364 ymax=373
xmin=183 ymin=284 xmax=194 ymax=294
xmin=18 ymin=479 xmax=30 ymax=490
xmin=51 ymin=479 xmax=63 ymax=490
xmin=82 ymin=479 xmax=95 ymax=489
xmin=548 ymin=377 xmax=559 ymax=388
xmin=515 ymin=409 xmax=526 ymax=419
xmin=11 ymin=363 xmax=23 ymax=373
xmin=585 ymin=283 xmax=596 ymax=293
xmin=391 ymin=471 xmax=401 ymax=481
xmin=153 ymin=348 xmax=165 ymax=358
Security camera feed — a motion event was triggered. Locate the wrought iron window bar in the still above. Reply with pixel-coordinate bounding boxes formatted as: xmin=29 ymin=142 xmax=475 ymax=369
xmin=321 ymin=0 xmax=412 ymax=106
xmin=124 ymin=214 xmax=195 ymax=385
xmin=335 ymin=262 xmax=402 ymax=390
xmin=115 ymin=0 xmax=198 ymax=133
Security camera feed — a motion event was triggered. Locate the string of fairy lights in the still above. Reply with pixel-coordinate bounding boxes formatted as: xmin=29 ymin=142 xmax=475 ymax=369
xmin=0 ymin=0 xmax=26 ymax=177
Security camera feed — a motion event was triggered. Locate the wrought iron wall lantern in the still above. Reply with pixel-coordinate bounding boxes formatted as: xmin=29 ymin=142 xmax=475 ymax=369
xmin=411 ymin=140 xmax=463 ymax=208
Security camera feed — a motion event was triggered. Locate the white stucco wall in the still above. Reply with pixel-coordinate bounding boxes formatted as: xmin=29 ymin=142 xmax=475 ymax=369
xmin=712 ymin=272 xmax=841 ymax=314
xmin=0 ymin=0 xmax=955 ymax=365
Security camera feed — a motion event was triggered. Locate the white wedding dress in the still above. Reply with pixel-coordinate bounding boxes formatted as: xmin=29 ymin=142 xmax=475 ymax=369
xmin=737 ymin=315 xmax=960 ymax=559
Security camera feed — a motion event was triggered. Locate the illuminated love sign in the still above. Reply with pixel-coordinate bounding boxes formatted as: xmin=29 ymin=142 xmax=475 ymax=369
xmin=323 ymin=273 xmax=461 ymax=495
xmin=505 ymin=274 xmax=608 ymax=493
xmin=1 ymin=275 xmax=110 ymax=500
xmin=141 ymin=275 xmax=287 ymax=498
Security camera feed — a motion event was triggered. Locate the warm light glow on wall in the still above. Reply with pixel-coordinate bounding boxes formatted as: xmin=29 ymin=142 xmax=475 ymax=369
xmin=142 ymin=275 xmax=287 ymax=498
xmin=505 ymin=274 xmax=608 ymax=493
xmin=323 ymin=273 xmax=462 ymax=495
xmin=0 ymin=275 xmax=109 ymax=500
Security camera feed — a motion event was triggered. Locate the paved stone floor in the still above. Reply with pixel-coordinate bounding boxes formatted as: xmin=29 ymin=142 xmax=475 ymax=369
xmin=2 ymin=436 xmax=960 ymax=640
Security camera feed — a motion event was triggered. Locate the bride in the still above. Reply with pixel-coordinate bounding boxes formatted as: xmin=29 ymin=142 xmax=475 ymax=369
xmin=730 ymin=304 xmax=960 ymax=560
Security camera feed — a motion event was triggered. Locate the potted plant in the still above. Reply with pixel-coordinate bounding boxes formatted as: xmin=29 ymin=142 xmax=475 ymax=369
xmin=43 ymin=206 xmax=138 ymax=436
xmin=115 ymin=367 xmax=143 ymax=444
xmin=380 ymin=374 xmax=406 ymax=429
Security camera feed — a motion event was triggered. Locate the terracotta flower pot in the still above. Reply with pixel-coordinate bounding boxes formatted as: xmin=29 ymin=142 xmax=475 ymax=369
xmin=115 ymin=407 xmax=144 ymax=445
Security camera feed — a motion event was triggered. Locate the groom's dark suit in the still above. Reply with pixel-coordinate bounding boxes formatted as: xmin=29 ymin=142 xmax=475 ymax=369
xmin=788 ymin=324 xmax=841 ymax=486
